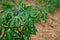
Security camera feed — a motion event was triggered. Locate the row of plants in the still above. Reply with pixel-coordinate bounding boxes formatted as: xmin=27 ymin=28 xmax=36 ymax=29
xmin=34 ymin=0 xmax=60 ymax=21
xmin=0 ymin=0 xmax=60 ymax=40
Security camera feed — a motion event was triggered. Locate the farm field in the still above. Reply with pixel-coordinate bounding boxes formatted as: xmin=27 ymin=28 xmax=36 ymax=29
xmin=0 ymin=0 xmax=60 ymax=40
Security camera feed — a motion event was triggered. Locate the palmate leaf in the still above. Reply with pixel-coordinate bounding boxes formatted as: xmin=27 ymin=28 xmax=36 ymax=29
xmin=37 ymin=4 xmax=48 ymax=21
xmin=1 ymin=16 xmax=7 ymax=25
xmin=9 ymin=16 xmax=18 ymax=28
xmin=2 ymin=29 xmax=13 ymax=40
xmin=21 ymin=18 xmax=37 ymax=40
xmin=49 ymin=4 xmax=56 ymax=14
xmin=15 ymin=17 xmax=19 ymax=27
xmin=17 ymin=0 xmax=25 ymax=8
xmin=47 ymin=0 xmax=57 ymax=14
xmin=12 ymin=30 xmax=23 ymax=40
xmin=0 ymin=10 xmax=13 ymax=25
xmin=29 ymin=18 xmax=37 ymax=32
xmin=2 ymin=3 xmax=14 ymax=10
xmin=2 ymin=28 xmax=23 ymax=40
xmin=2 ymin=0 xmax=15 ymax=10
xmin=18 ymin=17 xmax=25 ymax=25
xmin=9 ymin=16 xmax=24 ymax=28
xmin=56 ymin=0 xmax=60 ymax=7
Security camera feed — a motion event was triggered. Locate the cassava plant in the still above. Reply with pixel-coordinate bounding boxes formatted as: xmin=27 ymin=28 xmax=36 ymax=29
xmin=0 ymin=0 xmax=38 ymax=40
xmin=34 ymin=0 xmax=60 ymax=21
xmin=0 ymin=0 xmax=60 ymax=40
